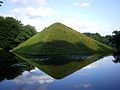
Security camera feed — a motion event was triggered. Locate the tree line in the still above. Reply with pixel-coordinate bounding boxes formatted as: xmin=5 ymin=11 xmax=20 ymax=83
xmin=0 ymin=16 xmax=37 ymax=51
xmin=83 ymin=31 xmax=120 ymax=52
xmin=83 ymin=33 xmax=112 ymax=46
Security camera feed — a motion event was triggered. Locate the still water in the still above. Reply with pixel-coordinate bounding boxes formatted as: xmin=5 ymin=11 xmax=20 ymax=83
xmin=0 ymin=50 xmax=120 ymax=90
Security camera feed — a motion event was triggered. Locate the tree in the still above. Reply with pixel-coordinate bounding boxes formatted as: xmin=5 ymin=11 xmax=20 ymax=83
xmin=103 ymin=35 xmax=113 ymax=46
xmin=83 ymin=32 xmax=112 ymax=46
xmin=15 ymin=25 xmax=37 ymax=45
xmin=83 ymin=33 xmax=103 ymax=42
xmin=0 ymin=16 xmax=37 ymax=50
xmin=110 ymin=30 xmax=120 ymax=51
xmin=0 ymin=16 xmax=22 ymax=50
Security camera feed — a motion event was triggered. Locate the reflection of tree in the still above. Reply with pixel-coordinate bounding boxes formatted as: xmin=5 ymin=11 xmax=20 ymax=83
xmin=0 ymin=50 xmax=34 ymax=82
xmin=113 ymin=52 xmax=120 ymax=63
xmin=110 ymin=30 xmax=120 ymax=51
xmin=113 ymin=56 xmax=120 ymax=63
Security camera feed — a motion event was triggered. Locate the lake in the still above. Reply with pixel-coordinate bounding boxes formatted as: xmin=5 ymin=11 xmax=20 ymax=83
xmin=0 ymin=50 xmax=120 ymax=90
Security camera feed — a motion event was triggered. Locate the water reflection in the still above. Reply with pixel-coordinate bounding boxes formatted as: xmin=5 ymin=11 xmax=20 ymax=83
xmin=0 ymin=51 xmax=120 ymax=90
xmin=13 ymin=68 xmax=54 ymax=90
xmin=14 ymin=53 xmax=109 ymax=79
xmin=113 ymin=52 xmax=120 ymax=63
xmin=0 ymin=50 xmax=34 ymax=82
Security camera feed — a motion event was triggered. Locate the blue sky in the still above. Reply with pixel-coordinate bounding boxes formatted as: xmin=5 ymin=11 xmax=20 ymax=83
xmin=0 ymin=0 xmax=120 ymax=35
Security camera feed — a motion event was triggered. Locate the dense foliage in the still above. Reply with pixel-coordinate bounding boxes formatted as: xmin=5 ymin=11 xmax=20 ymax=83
xmin=0 ymin=16 xmax=22 ymax=50
xmin=110 ymin=30 xmax=120 ymax=51
xmin=0 ymin=16 xmax=37 ymax=50
xmin=83 ymin=33 xmax=112 ymax=46
xmin=84 ymin=31 xmax=120 ymax=52
xmin=15 ymin=25 xmax=37 ymax=46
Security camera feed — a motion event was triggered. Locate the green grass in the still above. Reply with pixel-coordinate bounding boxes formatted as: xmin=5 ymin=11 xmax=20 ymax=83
xmin=12 ymin=22 xmax=113 ymax=55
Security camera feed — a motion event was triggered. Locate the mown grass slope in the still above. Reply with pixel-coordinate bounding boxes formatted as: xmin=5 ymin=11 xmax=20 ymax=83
xmin=12 ymin=22 xmax=113 ymax=55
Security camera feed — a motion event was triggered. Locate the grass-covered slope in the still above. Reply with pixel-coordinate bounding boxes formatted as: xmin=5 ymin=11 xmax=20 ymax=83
xmin=12 ymin=22 xmax=113 ymax=55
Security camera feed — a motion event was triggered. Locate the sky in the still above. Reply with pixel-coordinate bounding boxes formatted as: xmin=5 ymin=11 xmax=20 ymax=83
xmin=0 ymin=0 xmax=120 ymax=35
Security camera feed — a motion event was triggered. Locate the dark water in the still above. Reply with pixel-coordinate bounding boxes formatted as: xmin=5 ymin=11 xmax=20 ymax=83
xmin=0 ymin=50 xmax=120 ymax=90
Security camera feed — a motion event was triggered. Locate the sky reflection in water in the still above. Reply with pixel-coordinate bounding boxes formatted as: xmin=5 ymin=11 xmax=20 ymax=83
xmin=0 ymin=53 xmax=120 ymax=90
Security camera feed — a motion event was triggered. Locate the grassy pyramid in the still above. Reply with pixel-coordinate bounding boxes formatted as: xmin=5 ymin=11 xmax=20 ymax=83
xmin=12 ymin=23 xmax=113 ymax=55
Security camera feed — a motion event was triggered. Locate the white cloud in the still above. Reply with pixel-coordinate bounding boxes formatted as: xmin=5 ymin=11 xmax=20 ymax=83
xmin=73 ymin=2 xmax=91 ymax=8
xmin=82 ymin=63 xmax=98 ymax=69
xmin=8 ymin=6 xmax=55 ymax=31
xmin=11 ymin=6 xmax=55 ymax=17
xmin=19 ymin=17 xmax=54 ymax=31
xmin=59 ymin=18 xmax=102 ymax=34
xmin=1 ymin=12 xmax=106 ymax=35
xmin=10 ymin=0 xmax=46 ymax=4
xmin=34 ymin=0 xmax=46 ymax=4
xmin=76 ymin=14 xmax=89 ymax=18
xmin=0 ymin=13 xmax=13 ymax=17
xmin=74 ymin=83 xmax=91 ymax=88
xmin=17 ymin=15 xmax=102 ymax=34
xmin=14 ymin=68 xmax=54 ymax=84
xmin=10 ymin=0 xmax=26 ymax=3
xmin=1 ymin=4 xmax=111 ymax=36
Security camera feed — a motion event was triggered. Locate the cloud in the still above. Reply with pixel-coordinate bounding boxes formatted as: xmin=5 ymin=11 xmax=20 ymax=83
xmin=9 ymin=6 xmax=55 ymax=31
xmin=78 ymin=72 xmax=89 ymax=76
xmin=1 ymin=11 xmax=104 ymax=35
xmin=10 ymin=0 xmax=46 ymax=4
xmin=59 ymin=18 xmax=102 ymax=34
xmin=1 ymin=4 xmax=108 ymax=36
xmin=11 ymin=6 xmax=55 ymax=17
xmin=10 ymin=0 xmax=27 ymax=3
xmin=16 ymin=15 xmax=102 ymax=34
xmin=82 ymin=63 xmax=98 ymax=69
xmin=14 ymin=68 xmax=54 ymax=84
xmin=6 ymin=68 xmax=54 ymax=90
xmin=74 ymin=83 xmax=91 ymax=88
xmin=34 ymin=0 xmax=46 ymax=3
xmin=73 ymin=2 xmax=91 ymax=8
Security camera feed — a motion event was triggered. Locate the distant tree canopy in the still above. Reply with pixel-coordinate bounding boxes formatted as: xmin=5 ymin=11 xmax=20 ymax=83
xmin=15 ymin=25 xmax=37 ymax=45
xmin=0 ymin=16 xmax=37 ymax=50
xmin=110 ymin=30 xmax=120 ymax=51
xmin=83 ymin=33 xmax=103 ymax=42
xmin=84 ymin=31 xmax=120 ymax=52
xmin=83 ymin=32 xmax=112 ymax=46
